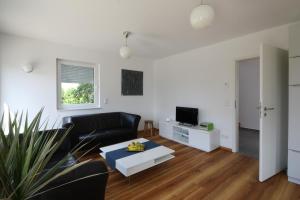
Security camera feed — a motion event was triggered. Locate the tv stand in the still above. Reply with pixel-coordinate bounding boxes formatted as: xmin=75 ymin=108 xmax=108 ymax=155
xmin=178 ymin=122 xmax=194 ymax=127
xmin=159 ymin=121 xmax=220 ymax=152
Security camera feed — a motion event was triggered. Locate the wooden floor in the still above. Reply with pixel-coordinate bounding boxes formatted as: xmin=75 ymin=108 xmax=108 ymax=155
xmin=92 ymin=135 xmax=300 ymax=200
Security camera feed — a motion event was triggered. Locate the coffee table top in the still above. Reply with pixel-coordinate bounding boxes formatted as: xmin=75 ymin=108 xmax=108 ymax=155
xmin=100 ymin=138 xmax=149 ymax=156
xmin=100 ymin=138 xmax=175 ymax=177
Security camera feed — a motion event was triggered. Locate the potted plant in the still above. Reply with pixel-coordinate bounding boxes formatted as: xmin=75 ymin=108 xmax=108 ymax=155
xmin=0 ymin=109 xmax=90 ymax=200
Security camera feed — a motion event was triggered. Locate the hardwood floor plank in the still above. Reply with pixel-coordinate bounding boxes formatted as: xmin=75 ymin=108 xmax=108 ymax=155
xmin=152 ymin=154 xmax=239 ymax=200
xmin=107 ymin=147 xmax=213 ymax=199
xmin=88 ymin=136 xmax=300 ymax=200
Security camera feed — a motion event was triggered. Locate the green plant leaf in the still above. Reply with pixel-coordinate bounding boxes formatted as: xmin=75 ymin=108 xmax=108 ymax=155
xmin=0 ymin=109 xmax=94 ymax=200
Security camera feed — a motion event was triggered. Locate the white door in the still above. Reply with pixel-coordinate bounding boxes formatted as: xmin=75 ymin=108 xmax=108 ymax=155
xmin=259 ymin=44 xmax=289 ymax=182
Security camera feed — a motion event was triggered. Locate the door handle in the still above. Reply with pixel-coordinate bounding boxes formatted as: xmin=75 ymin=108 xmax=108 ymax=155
xmin=264 ymin=106 xmax=275 ymax=111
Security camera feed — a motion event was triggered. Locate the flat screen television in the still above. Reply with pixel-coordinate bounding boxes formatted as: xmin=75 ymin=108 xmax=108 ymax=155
xmin=176 ymin=107 xmax=198 ymax=126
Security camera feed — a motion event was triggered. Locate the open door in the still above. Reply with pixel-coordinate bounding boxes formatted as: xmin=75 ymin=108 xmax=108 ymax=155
xmin=259 ymin=44 xmax=289 ymax=182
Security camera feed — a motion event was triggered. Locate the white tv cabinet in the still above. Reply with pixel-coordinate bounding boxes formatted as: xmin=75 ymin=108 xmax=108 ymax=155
xmin=159 ymin=121 xmax=220 ymax=152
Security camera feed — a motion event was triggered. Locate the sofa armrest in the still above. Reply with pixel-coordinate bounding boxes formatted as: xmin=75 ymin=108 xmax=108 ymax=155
xmin=62 ymin=122 xmax=74 ymax=129
xmin=120 ymin=113 xmax=141 ymax=130
xmin=33 ymin=160 xmax=109 ymax=200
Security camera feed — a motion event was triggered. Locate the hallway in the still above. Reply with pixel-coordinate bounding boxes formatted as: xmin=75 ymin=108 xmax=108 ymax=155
xmin=239 ymin=128 xmax=259 ymax=159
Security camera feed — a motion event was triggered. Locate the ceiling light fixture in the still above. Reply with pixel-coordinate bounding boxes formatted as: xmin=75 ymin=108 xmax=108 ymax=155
xmin=22 ymin=64 xmax=34 ymax=73
xmin=190 ymin=0 xmax=215 ymax=29
xmin=120 ymin=31 xmax=132 ymax=59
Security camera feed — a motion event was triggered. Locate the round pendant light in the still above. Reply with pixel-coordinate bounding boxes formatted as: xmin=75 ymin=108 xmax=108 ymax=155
xmin=120 ymin=46 xmax=132 ymax=59
xmin=120 ymin=31 xmax=132 ymax=59
xmin=190 ymin=2 xmax=215 ymax=29
xmin=22 ymin=64 xmax=34 ymax=73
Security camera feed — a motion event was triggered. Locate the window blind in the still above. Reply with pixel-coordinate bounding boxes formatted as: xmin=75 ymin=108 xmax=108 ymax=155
xmin=61 ymin=64 xmax=94 ymax=83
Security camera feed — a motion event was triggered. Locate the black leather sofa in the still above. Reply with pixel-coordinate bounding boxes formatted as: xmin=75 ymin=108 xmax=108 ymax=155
xmin=32 ymin=160 xmax=108 ymax=200
xmin=62 ymin=112 xmax=141 ymax=151
xmin=28 ymin=129 xmax=109 ymax=200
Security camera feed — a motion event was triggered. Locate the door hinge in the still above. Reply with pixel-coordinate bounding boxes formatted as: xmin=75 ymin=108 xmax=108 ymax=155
xmin=259 ymin=101 xmax=262 ymax=118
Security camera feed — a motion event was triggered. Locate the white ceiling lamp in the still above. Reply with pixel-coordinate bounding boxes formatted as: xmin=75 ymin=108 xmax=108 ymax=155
xmin=22 ymin=64 xmax=34 ymax=73
xmin=190 ymin=0 xmax=215 ymax=29
xmin=120 ymin=31 xmax=132 ymax=59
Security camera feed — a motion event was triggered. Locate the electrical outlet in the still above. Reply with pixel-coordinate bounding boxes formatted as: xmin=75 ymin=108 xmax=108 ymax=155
xmin=221 ymin=134 xmax=229 ymax=139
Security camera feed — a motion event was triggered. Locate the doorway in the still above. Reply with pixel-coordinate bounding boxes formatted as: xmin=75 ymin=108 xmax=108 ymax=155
xmin=236 ymin=57 xmax=260 ymax=159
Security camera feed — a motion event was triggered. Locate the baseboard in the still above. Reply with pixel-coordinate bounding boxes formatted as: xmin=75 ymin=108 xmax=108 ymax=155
xmin=288 ymin=177 xmax=300 ymax=185
xmin=219 ymin=147 xmax=232 ymax=152
xmin=138 ymin=128 xmax=159 ymax=137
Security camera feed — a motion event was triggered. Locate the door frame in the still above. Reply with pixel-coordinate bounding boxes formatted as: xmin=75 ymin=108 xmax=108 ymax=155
xmin=233 ymin=56 xmax=260 ymax=153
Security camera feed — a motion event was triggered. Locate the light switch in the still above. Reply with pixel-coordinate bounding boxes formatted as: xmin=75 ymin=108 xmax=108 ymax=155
xmin=224 ymin=82 xmax=230 ymax=88
xmin=104 ymin=98 xmax=108 ymax=104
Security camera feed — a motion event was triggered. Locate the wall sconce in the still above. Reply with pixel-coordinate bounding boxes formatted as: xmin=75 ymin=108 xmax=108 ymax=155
xmin=22 ymin=64 xmax=34 ymax=73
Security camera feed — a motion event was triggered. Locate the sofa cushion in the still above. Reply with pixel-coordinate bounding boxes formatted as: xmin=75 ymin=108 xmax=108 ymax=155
xmin=79 ymin=130 xmax=109 ymax=142
xmin=105 ymin=128 xmax=134 ymax=138
xmin=78 ymin=128 xmax=135 ymax=148
xmin=79 ymin=128 xmax=133 ymax=140
xmin=46 ymin=153 xmax=77 ymax=170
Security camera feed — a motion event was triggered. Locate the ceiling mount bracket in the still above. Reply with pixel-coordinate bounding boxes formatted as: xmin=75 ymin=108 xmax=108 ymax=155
xmin=123 ymin=31 xmax=131 ymax=39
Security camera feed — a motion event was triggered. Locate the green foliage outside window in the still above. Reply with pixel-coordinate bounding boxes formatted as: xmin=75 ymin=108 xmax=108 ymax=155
xmin=62 ymin=83 xmax=94 ymax=104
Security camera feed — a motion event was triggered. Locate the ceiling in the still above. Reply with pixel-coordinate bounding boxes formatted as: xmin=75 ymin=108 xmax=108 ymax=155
xmin=0 ymin=0 xmax=300 ymax=59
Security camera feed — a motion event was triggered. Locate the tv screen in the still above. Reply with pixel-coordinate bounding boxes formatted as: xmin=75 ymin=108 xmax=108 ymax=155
xmin=176 ymin=107 xmax=198 ymax=126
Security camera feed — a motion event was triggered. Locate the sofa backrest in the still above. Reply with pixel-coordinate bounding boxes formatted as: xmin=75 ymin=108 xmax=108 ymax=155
xmin=62 ymin=112 xmax=141 ymax=149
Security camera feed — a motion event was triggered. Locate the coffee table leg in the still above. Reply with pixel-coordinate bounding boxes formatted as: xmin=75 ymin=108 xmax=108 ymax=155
xmin=128 ymin=176 xmax=131 ymax=185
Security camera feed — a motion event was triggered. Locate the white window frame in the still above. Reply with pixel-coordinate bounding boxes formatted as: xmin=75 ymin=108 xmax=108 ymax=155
xmin=56 ymin=59 xmax=100 ymax=110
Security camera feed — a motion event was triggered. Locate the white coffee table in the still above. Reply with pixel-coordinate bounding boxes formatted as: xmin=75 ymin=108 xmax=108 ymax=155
xmin=100 ymin=138 xmax=175 ymax=177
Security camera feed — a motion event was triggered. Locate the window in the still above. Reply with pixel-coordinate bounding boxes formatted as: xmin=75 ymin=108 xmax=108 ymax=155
xmin=57 ymin=59 xmax=100 ymax=110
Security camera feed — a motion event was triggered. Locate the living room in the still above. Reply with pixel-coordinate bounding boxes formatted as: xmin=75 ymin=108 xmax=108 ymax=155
xmin=1 ymin=0 xmax=300 ymax=200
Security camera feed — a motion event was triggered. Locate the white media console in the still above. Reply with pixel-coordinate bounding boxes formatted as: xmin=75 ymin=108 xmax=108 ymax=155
xmin=159 ymin=121 xmax=220 ymax=152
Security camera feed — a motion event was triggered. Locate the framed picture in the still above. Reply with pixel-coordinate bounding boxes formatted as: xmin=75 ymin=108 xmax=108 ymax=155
xmin=121 ymin=69 xmax=143 ymax=96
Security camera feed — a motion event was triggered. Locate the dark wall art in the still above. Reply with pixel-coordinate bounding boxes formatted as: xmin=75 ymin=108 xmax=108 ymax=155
xmin=121 ymin=69 xmax=143 ymax=96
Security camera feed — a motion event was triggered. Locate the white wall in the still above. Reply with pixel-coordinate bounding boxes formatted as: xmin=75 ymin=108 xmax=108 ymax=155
xmin=153 ymin=25 xmax=289 ymax=149
xmin=0 ymin=23 xmax=292 ymax=148
xmin=0 ymin=33 xmax=154 ymax=130
xmin=238 ymin=58 xmax=260 ymax=130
